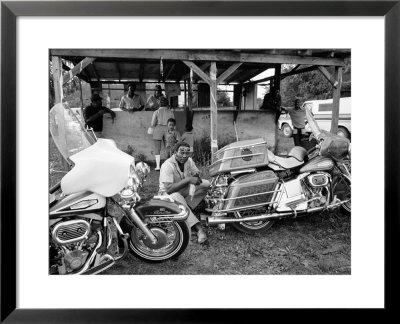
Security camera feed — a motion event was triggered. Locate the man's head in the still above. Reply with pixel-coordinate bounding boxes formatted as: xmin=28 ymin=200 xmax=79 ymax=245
xmin=173 ymin=142 xmax=191 ymax=164
xmin=127 ymin=83 xmax=136 ymax=96
xmin=155 ymin=85 xmax=163 ymax=97
xmin=91 ymin=93 xmax=102 ymax=108
xmin=159 ymin=96 xmax=169 ymax=107
xmin=167 ymin=118 xmax=176 ymax=131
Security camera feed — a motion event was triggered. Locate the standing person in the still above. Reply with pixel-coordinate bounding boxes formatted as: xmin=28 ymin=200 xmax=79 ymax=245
xmin=260 ymin=88 xmax=282 ymax=123
xmin=159 ymin=142 xmax=209 ymax=244
xmin=150 ymin=96 xmax=174 ymax=170
xmin=83 ymin=93 xmax=116 ymax=139
xmin=165 ymin=118 xmax=181 ymax=158
xmin=288 ymin=98 xmax=306 ymax=146
xmin=119 ymin=82 xmax=145 ymax=112
xmin=146 ymin=84 xmax=165 ymax=111
xmin=181 ymin=123 xmax=194 ymax=154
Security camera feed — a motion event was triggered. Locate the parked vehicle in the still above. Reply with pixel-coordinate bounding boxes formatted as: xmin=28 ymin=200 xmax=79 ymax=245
xmin=49 ymin=103 xmax=190 ymax=275
xmin=204 ymin=107 xmax=351 ymax=234
xmin=279 ymin=97 xmax=351 ymax=139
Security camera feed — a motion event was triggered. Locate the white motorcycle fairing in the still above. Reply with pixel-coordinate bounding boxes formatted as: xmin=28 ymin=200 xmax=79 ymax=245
xmin=61 ymin=139 xmax=134 ymax=197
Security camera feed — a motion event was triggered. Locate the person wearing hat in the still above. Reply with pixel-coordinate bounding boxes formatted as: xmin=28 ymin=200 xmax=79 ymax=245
xmin=149 ymin=96 xmax=174 ymax=170
xmin=119 ymin=82 xmax=145 ymax=112
xmin=145 ymin=84 xmax=166 ymax=111
xmin=84 ymin=93 xmax=116 ymax=138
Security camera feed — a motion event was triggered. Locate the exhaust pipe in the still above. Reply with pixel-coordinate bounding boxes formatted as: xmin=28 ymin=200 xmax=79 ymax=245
xmin=206 ymin=200 xmax=349 ymax=225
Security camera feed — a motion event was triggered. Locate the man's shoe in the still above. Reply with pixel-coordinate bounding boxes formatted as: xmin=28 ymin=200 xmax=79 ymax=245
xmin=154 ymin=167 xmax=160 ymax=171
xmin=197 ymin=228 xmax=207 ymax=244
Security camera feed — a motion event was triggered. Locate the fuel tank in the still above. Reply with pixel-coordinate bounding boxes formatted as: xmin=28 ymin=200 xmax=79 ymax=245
xmin=209 ymin=138 xmax=270 ymax=177
xmin=299 ymin=156 xmax=334 ymax=173
xmin=50 ymin=191 xmax=106 ymax=216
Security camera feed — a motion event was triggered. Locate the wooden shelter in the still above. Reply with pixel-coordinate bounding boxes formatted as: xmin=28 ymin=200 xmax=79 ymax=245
xmin=50 ymin=49 xmax=350 ymax=160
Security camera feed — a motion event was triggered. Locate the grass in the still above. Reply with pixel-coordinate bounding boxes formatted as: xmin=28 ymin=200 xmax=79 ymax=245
xmin=49 ymin=132 xmax=351 ymax=275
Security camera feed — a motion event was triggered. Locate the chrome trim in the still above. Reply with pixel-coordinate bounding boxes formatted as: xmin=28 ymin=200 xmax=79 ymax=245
xmin=230 ymin=168 xmax=256 ymax=175
xmin=52 ymin=219 xmax=91 ymax=245
xmin=74 ymin=230 xmax=102 ymax=275
xmin=210 ymin=152 xmax=264 ymax=167
xmin=142 ymin=205 xmax=189 ymax=222
xmin=216 ymin=201 xmax=274 ymax=213
xmin=207 ymin=200 xmax=350 ymax=225
xmin=213 ymin=141 xmax=267 ymax=156
xmin=127 ymin=208 xmax=158 ymax=244
xmin=220 ymin=189 xmax=280 ymax=201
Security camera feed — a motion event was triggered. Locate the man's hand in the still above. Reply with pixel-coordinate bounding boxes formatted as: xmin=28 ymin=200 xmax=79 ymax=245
xmin=188 ymin=176 xmax=202 ymax=185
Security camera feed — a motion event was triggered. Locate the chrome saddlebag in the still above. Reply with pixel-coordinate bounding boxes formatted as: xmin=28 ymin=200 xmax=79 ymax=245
xmin=223 ymin=170 xmax=279 ymax=211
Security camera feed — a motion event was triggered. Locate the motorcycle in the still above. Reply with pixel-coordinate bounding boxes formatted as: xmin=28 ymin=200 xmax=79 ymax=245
xmin=204 ymin=107 xmax=351 ymax=234
xmin=49 ymin=103 xmax=190 ymax=275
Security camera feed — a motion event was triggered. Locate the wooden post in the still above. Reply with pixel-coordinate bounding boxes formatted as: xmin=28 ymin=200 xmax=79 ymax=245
xmin=210 ymin=62 xmax=218 ymax=161
xmin=331 ymin=66 xmax=343 ymax=134
xmin=51 ymin=56 xmax=63 ymax=103
xmin=188 ymin=69 xmax=193 ymax=112
xmin=184 ymin=79 xmax=187 ymax=108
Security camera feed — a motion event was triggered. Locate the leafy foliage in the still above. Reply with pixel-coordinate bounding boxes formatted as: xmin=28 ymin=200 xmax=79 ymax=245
xmin=280 ymin=64 xmax=334 ymax=106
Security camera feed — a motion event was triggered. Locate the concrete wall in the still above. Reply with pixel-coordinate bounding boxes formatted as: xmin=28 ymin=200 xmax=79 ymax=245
xmin=102 ymin=109 xmax=277 ymax=161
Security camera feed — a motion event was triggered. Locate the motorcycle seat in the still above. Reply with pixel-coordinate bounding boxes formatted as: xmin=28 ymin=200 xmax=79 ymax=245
xmin=267 ymin=151 xmax=304 ymax=170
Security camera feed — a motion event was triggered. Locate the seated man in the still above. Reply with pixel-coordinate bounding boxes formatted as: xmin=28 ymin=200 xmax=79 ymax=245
xmin=159 ymin=142 xmax=209 ymax=243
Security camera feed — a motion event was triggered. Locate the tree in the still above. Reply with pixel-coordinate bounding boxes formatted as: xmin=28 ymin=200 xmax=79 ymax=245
xmin=217 ymin=91 xmax=231 ymax=107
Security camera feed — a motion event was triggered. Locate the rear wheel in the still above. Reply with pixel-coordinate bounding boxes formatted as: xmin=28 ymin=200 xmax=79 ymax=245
xmin=121 ymin=219 xmax=190 ymax=262
xmin=281 ymin=123 xmax=293 ymax=137
xmin=231 ymin=207 xmax=274 ymax=234
xmin=332 ymin=175 xmax=351 ymax=214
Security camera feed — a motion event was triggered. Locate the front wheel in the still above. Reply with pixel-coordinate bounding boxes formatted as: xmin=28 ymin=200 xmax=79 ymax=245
xmin=122 ymin=219 xmax=189 ymax=262
xmin=231 ymin=207 xmax=274 ymax=234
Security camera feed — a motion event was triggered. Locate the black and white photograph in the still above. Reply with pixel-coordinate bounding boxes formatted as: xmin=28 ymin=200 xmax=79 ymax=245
xmin=3 ymin=2 xmax=396 ymax=319
xmin=49 ymin=49 xmax=352 ymax=275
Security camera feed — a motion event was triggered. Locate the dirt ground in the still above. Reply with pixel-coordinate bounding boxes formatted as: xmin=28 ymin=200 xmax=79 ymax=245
xmin=49 ymin=132 xmax=351 ymax=275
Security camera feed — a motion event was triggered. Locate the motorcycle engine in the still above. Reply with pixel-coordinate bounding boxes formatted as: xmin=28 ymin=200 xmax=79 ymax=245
xmin=205 ymin=174 xmax=230 ymax=212
xmin=303 ymin=172 xmax=331 ymax=208
xmin=50 ymin=219 xmax=100 ymax=275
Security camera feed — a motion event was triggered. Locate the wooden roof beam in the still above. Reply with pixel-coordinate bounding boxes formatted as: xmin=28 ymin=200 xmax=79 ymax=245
xmin=181 ymin=62 xmax=210 ymax=80
xmin=62 ymin=57 xmax=95 ymax=85
xmin=182 ymin=61 xmax=211 ymax=85
xmin=50 ymin=49 xmax=345 ymax=67
xmin=318 ymin=66 xmax=339 ymax=88
xmin=164 ymin=63 xmax=176 ymax=81
xmin=217 ymin=62 xmax=242 ymax=84
xmin=246 ymin=65 xmax=320 ymax=85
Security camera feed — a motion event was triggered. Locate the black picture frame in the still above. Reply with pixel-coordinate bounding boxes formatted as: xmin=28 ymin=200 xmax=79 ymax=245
xmin=1 ymin=1 xmax=398 ymax=322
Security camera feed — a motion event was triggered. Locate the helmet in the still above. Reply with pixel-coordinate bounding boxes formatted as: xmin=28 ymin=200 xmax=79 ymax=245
xmin=288 ymin=146 xmax=307 ymax=161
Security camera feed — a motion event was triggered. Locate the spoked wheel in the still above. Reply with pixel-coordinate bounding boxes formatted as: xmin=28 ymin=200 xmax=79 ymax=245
xmin=125 ymin=220 xmax=189 ymax=262
xmin=332 ymin=175 xmax=351 ymax=214
xmin=231 ymin=206 xmax=274 ymax=234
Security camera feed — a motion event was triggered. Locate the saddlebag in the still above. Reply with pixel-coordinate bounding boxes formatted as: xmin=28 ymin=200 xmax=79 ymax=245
xmin=209 ymin=138 xmax=270 ymax=177
xmin=223 ymin=170 xmax=279 ymax=211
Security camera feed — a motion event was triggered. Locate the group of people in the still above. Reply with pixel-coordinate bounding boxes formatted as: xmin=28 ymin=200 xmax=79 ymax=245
xmin=83 ymin=83 xmax=208 ymax=244
xmin=260 ymin=88 xmax=306 ymax=146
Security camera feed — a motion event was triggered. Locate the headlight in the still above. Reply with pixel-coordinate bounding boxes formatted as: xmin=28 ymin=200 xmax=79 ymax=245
xmin=136 ymin=162 xmax=150 ymax=182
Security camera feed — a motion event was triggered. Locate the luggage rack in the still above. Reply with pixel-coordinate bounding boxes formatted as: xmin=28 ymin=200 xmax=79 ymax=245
xmin=213 ymin=140 xmax=267 ymax=160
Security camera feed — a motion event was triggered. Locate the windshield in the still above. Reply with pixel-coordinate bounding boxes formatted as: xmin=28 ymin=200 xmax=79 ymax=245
xmin=305 ymin=107 xmax=322 ymax=139
xmin=49 ymin=103 xmax=94 ymax=162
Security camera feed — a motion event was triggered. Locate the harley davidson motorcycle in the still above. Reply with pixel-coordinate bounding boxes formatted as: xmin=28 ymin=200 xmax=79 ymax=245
xmin=204 ymin=108 xmax=351 ymax=234
xmin=49 ymin=103 xmax=190 ymax=275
